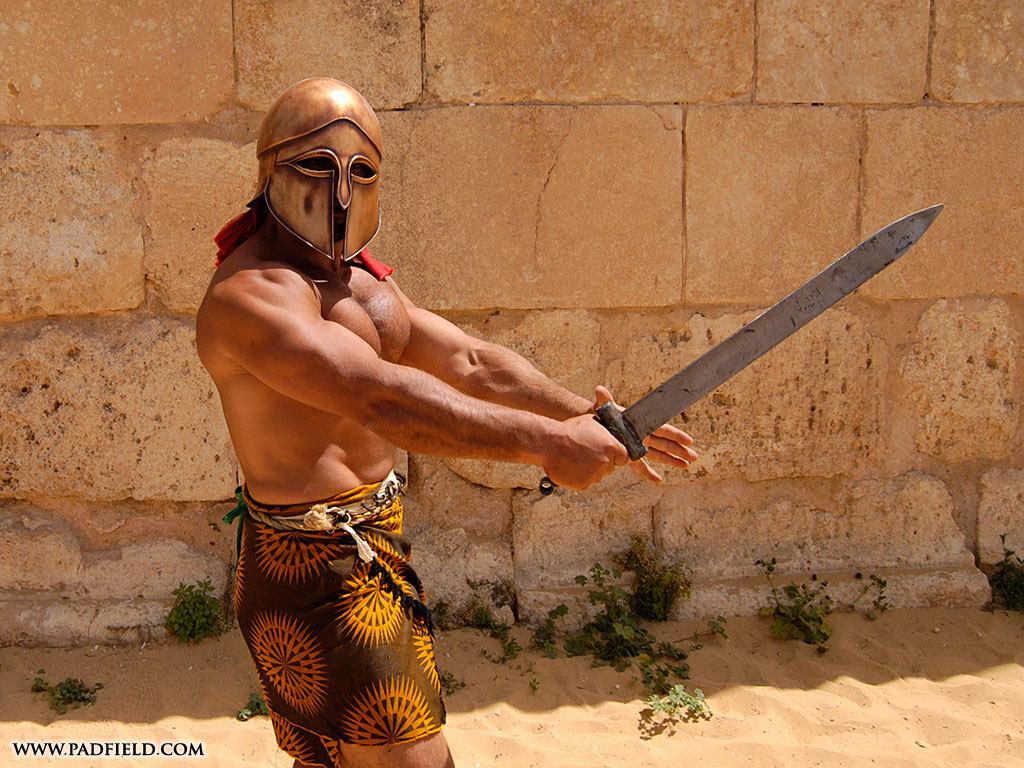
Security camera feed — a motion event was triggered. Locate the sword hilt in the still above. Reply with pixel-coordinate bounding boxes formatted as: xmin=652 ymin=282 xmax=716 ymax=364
xmin=595 ymin=402 xmax=648 ymax=461
xmin=538 ymin=404 xmax=648 ymax=495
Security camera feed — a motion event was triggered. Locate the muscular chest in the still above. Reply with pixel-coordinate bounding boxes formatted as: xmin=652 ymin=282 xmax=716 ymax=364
xmin=318 ymin=268 xmax=410 ymax=362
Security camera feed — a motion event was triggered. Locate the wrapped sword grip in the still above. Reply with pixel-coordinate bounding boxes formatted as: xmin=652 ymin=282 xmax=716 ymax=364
xmin=595 ymin=401 xmax=648 ymax=462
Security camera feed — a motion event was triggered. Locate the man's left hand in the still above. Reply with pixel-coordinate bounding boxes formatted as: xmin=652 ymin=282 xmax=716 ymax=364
xmin=593 ymin=386 xmax=698 ymax=484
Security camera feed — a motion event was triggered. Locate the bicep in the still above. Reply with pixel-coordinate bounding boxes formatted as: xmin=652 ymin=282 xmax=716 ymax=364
xmin=392 ymin=284 xmax=481 ymax=382
xmin=213 ymin=288 xmax=387 ymax=418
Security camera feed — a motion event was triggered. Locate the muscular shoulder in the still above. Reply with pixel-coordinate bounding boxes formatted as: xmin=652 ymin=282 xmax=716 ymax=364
xmin=196 ymin=256 xmax=320 ymax=368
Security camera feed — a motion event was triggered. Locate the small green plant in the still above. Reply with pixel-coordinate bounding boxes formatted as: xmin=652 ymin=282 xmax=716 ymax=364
xmin=756 ymin=558 xmax=834 ymax=652
xmin=529 ymin=677 xmax=540 ymax=694
xmin=530 ymin=604 xmax=568 ymax=659
xmin=430 ymin=599 xmax=453 ymax=630
xmin=469 ymin=601 xmax=521 ymax=664
xmin=32 ymin=672 xmax=103 ymax=714
xmin=850 ymin=572 xmax=890 ymax=619
xmin=613 ymin=535 xmax=692 ymax=622
xmin=989 ymin=534 xmax=1024 ymax=612
xmin=236 ymin=692 xmax=270 ymax=721
xmin=165 ymin=579 xmax=228 ymax=643
xmin=438 ymin=670 xmax=466 ymax=696
xmin=640 ymin=683 xmax=712 ymax=737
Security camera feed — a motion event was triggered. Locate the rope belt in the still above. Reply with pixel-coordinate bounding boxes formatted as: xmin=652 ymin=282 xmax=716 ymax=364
xmin=243 ymin=471 xmax=406 ymax=564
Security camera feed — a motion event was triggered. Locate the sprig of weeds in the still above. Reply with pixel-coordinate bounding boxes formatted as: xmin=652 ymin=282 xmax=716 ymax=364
xmin=438 ymin=670 xmax=467 ymax=696
xmin=989 ymin=534 xmax=1024 ymax=612
xmin=530 ymin=604 xmax=568 ymax=659
xmin=850 ymin=572 xmax=890 ymax=619
xmin=613 ymin=534 xmax=693 ymax=621
xmin=756 ymin=558 xmax=834 ymax=653
xmin=470 ymin=601 xmax=521 ymax=664
xmin=32 ymin=672 xmax=103 ymax=714
xmin=639 ymin=683 xmax=712 ymax=738
xmin=165 ymin=580 xmax=228 ymax=644
xmin=236 ymin=692 xmax=269 ymax=721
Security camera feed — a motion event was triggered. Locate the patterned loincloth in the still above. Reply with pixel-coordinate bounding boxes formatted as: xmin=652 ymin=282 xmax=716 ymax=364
xmin=230 ymin=473 xmax=445 ymax=767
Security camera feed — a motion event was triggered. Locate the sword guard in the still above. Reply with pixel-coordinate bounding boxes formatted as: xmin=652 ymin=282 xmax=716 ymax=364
xmin=595 ymin=402 xmax=648 ymax=462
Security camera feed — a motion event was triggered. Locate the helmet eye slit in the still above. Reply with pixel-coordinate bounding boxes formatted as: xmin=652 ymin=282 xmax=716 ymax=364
xmin=287 ymin=153 xmax=338 ymax=176
xmin=350 ymin=160 xmax=378 ymax=182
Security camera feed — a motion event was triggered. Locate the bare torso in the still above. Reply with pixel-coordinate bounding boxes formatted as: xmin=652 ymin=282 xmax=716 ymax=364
xmin=196 ymin=236 xmax=410 ymax=505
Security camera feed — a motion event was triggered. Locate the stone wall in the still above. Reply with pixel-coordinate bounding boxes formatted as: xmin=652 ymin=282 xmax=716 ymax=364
xmin=2 ymin=0 xmax=1021 ymax=645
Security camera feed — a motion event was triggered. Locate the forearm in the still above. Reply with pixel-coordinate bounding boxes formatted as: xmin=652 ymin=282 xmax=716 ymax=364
xmin=453 ymin=341 xmax=592 ymax=420
xmin=345 ymin=359 xmax=565 ymax=466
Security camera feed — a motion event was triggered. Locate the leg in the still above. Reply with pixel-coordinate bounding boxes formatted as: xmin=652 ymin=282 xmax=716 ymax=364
xmin=328 ymin=731 xmax=455 ymax=768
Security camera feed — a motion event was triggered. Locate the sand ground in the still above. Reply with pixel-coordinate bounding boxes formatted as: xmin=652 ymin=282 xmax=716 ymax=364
xmin=2 ymin=607 xmax=1022 ymax=767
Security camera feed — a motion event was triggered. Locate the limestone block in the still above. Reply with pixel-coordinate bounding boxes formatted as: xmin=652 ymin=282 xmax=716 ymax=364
xmin=899 ymin=300 xmax=1017 ymax=462
xmin=608 ymin=309 xmax=887 ymax=481
xmin=932 ymin=0 xmax=1024 ymax=103
xmin=862 ymin=108 xmax=1024 ymax=298
xmin=0 ymin=0 xmax=232 ymax=125
xmin=235 ymin=0 xmax=421 ymax=111
xmin=404 ymin=455 xmax=513 ymax=537
xmin=512 ymin=484 xmax=662 ymax=590
xmin=80 ymin=539 xmax=228 ymax=599
xmin=455 ymin=310 xmax=601 ymax=397
xmin=673 ymin=566 xmax=990 ymax=621
xmin=978 ymin=469 xmax=1024 ymax=564
xmin=406 ymin=527 xmax=514 ymax=615
xmin=0 ymin=595 xmax=172 ymax=647
xmin=685 ymin=106 xmax=859 ymax=305
xmin=0 ymin=130 xmax=143 ymax=318
xmin=143 ymin=139 xmax=257 ymax=312
xmin=0 ymin=511 xmax=82 ymax=590
xmin=425 ymin=0 xmax=753 ymax=103
xmin=375 ymin=105 xmax=682 ymax=310
xmin=0 ymin=318 xmax=237 ymax=501
xmin=757 ymin=0 xmax=929 ymax=103
xmin=657 ymin=472 xmax=972 ymax=581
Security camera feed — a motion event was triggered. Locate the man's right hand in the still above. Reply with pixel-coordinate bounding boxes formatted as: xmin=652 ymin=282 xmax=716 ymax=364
xmin=542 ymin=410 xmax=630 ymax=490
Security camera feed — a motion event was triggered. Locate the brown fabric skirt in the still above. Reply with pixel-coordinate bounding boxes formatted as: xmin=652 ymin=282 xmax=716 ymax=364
xmin=233 ymin=479 xmax=445 ymax=767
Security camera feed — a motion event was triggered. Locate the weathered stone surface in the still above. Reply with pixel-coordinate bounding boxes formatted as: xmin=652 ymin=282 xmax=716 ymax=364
xmin=80 ymin=539 xmax=228 ymax=599
xmin=0 ymin=130 xmax=143 ymax=318
xmin=932 ymin=0 xmax=1024 ymax=104
xmin=0 ymin=318 xmax=237 ymax=501
xmin=862 ymin=108 xmax=1024 ymax=298
xmin=0 ymin=595 xmax=173 ymax=647
xmin=0 ymin=0 xmax=232 ymax=125
xmin=143 ymin=139 xmax=257 ymax=312
xmin=657 ymin=472 xmax=973 ymax=581
xmin=425 ymin=0 xmax=753 ymax=103
xmin=376 ymin=105 xmax=682 ymax=310
xmin=456 ymin=310 xmax=601 ymax=397
xmin=899 ymin=300 xmax=1017 ymax=462
xmin=404 ymin=455 xmax=513 ymax=537
xmin=512 ymin=484 xmax=661 ymax=590
xmin=757 ymin=0 xmax=929 ymax=103
xmin=607 ymin=309 xmax=887 ymax=482
xmin=978 ymin=468 xmax=1024 ymax=564
xmin=407 ymin=528 xmax=514 ymax=616
xmin=685 ymin=106 xmax=858 ymax=305
xmin=673 ymin=566 xmax=990 ymax=621
xmin=235 ymin=0 xmax=421 ymax=111
xmin=0 ymin=511 xmax=82 ymax=590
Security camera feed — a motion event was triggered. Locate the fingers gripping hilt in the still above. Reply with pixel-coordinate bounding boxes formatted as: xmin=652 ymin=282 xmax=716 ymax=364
xmin=538 ymin=402 xmax=649 ymax=496
xmin=594 ymin=401 xmax=648 ymax=462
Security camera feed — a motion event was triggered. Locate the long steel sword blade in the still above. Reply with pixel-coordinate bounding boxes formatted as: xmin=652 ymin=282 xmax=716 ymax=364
xmin=610 ymin=205 xmax=943 ymax=457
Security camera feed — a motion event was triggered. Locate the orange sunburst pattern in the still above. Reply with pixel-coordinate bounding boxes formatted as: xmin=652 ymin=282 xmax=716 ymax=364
xmin=249 ymin=611 xmax=329 ymax=717
xmin=254 ymin=525 xmax=342 ymax=585
xmin=335 ymin=561 xmax=404 ymax=647
xmin=367 ymin=498 xmax=403 ymax=534
xmin=233 ymin=544 xmax=247 ymax=609
xmin=412 ymin=621 xmax=440 ymax=695
xmin=341 ymin=674 xmax=439 ymax=746
xmin=270 ymin=709 xmax=323 ymax=767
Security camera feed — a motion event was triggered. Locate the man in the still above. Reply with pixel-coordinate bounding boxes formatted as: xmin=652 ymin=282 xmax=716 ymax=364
xmin=196 ymin=77 xmax=696 ymax=768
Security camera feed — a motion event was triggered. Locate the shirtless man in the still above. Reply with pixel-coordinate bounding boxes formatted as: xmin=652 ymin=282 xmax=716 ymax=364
xmin=196 ymin=78 xmax=696 ymax=768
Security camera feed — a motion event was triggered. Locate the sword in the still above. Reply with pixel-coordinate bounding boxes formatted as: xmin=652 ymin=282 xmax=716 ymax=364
xmin=539 ymin=204 xmax=943 ymax=495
